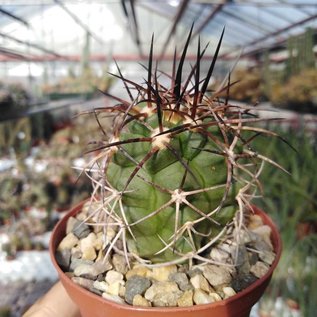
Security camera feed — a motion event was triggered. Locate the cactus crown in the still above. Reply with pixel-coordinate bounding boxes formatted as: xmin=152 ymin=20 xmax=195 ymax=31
xmin=84 ymin=27 xmax=284 ymax=268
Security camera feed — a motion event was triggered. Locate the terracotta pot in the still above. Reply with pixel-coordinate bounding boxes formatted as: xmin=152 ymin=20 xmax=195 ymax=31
xmin=50 ymin=202 xmax=282 ymax=317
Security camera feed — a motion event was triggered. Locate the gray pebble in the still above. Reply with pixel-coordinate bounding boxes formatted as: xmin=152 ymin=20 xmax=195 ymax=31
xmin=187 ymin=268 xmax=202 ymax=278
xmin=231 ymin=273 xmax=257 ymax=293
xmin=112 ymin=254 xmax=128 ymax=274
xmin=169 ymin=272 xmax=192 ymax=291
xmin=259 ymin=250 xmax=275 ymax=265
xmin=202 ymin=265 xmax=232 ymax=287
xmin=250 ymin=261 xmax=270 ymax=278
xmin=72 ymin=220 xmax=91 ymax=239
xmin=233 ymin=245 xmax=251 ymax=275
xmin=55 ymin=249 xmax=71 ymax=270
xmin=70 ymin=258 xmax=94 ymax=271
xmin=125 ymin=275 xmax=152 ymax=304
xmin=72 ymin=277 xmax=94 ymax=290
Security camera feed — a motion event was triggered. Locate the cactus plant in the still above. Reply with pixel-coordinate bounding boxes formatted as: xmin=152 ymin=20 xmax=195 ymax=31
xmin=82 ymin=28 xmax=284 ymax=268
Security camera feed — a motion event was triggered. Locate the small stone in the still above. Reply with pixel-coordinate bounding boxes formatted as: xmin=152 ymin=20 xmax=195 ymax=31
xmin=73 ymin=259 xmax=112 ymax=279
xmin=177 ymin=264 xmax=189 ymax=273
xmin=248 ymin=214 xmax=263 ymax=230
xmin=93 ymin=224 xmax=103 ymax=234
xmin=223 ymin=286 xmax=236 ymax=299
xmin=112 ymin=254 xmax=128 ymax=274
xmin=210 ymin=247 xmax=230 ymax=263
xmin=102 ymin=292 xmax=126 ymax=305
xmin=90 ymin=287 xmax=103 ymax=296
xmin=72 ymin=276 xmax=94 ymax=290
xmin=190 ymin=274 xmax=212 ymax=293
xmin=80 ymin=232 xmax=97 ymax=247
xmin=209 ymin=292 xmax=222 ymax=301
xmin=58 ymin=233 xmax=79 ymax=251
xmin=193 ymin=289 xmax=214 ymax=305
xmin=66 ymin=216 xmax=77 ymax=234
xmin=70 ymin=258 xmax=94 ymax=271
xmin=248 ymin=251 xmax=259 ymax=265
xmin=93 ymin=260 xmax=113 ymax=274
xmin=233 ymin=228 xmax=253 ymax=245
xmin=119 ymin=285 xmax=126 ymax=297
xmin=202 ymin=265 xmax=232 ymax=287
xmin=97 ymin=274 xmax=104 ymax=281
xmin=95 ymin=249 xmax=104 ymax=262
xmin=148 ymin=265 xmax=177 ymax=282
xmin=115 ymin=239 xmax=124 ymax=251
xmin=187 ymin=267 xmax=203 ymax=278
xmin=93 ymin=280 xmax=108 ymax=292
xmin=231 ymin=273 xmax=257 ymax=292
xmin=82 ymin=201 xmax=101 ymax=215
xmin=80 ymin=233 xmax=97 ymax=261
xmin=74 ymin=264 xmax=99 ymax=279
xmin=125 ymin=275 xmax=152 ymax=304
xmin=177 ymin=290 xmax=193 ymax=307
xmin=72 ymin=220 xmax=91 ymax=239
xmin=251 ymin=236 xmax=272 ymax=253
xmin=259 ymin=250 xmax=275 ymax=265
xmin=107 ymin=282 xmax=122 ymax=296
xmin=104 ymin=227 xmax=117 ymax=245
xmin=71 ymin=248 xmax=82 ymax=259
xmin=105 ymin=270 xmax=124 ymax=284
xmin=93 ymin=232 xmax=104 ymax=250
xmin=132 ymin=294 xmax=151 ymax=307
xmin=76 ymin=212 xmax=87 ymax=222
xmin=82 ymin=247 xmax=97 ymax=261
xmin=169 ymin=272 xmax=192 ymax=291
xmin=251 ymin=225 xmax=273 ymax=250
xmin=55 ymin=249 xmax=71 ymax=270
xmin=233 ymin=245 xmax=251 ymax=275
xmin=217 ymin=243 xmax=232 ymax=254
xmin=126 ymin=266 xmax=151 ymax=279
xmin=144 ymin=281 xmax=182 ymax=307
xmin=250 ymin=261 xmax=270 ymax=278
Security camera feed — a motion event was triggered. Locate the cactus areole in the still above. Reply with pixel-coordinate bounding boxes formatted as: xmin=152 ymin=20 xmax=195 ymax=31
xmin=87 ymin=27 xmax=280 ymax=266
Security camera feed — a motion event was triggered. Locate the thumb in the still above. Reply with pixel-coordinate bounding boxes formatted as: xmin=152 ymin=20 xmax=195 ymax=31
xmin=23 ymin=281 xmax=80 ymax=317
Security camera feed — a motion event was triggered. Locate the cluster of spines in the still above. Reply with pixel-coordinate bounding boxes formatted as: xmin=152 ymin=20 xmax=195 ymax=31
xmin=80 ymin=26 xmax=287 ymax=268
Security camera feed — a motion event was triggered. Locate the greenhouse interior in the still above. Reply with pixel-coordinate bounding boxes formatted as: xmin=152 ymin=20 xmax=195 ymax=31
xmin=0 ymin=0 xmax=317 ymax=316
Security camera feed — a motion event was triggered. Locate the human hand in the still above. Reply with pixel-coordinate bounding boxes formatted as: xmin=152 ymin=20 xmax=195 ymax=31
xmin=23 ymin=281 xmax=80 ymax=317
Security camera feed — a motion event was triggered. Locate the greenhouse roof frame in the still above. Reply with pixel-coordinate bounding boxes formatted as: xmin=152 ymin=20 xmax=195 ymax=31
xmin=0 ymin=0 xmax=316 ymax=63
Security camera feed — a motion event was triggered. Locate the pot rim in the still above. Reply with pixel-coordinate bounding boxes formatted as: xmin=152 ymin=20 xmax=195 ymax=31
xmin=49 ymin=201 xmax=282 ymax=313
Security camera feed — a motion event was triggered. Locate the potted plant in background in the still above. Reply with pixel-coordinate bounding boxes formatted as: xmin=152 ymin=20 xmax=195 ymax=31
xmin=50 ymin=27 xmax=283 ymax=317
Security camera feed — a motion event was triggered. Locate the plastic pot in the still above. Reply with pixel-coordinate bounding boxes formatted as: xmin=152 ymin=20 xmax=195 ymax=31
xmin=50 ymin=202 xmax=282 ymax=317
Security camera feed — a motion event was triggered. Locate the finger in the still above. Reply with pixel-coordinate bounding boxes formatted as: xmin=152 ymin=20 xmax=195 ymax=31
xmin=23 ymin=281 xmax=80 ymax=317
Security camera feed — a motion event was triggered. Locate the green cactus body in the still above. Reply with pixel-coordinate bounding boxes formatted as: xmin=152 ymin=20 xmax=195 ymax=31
xmin=91 ymin=28 xmax=272 ymax=265
xmin=106 ymin=101 xmax=238 ymax=263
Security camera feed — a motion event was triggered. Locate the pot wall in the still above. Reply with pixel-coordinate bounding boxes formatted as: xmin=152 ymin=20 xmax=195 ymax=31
xmin=50 ymin=202 xmax=282 ymax=317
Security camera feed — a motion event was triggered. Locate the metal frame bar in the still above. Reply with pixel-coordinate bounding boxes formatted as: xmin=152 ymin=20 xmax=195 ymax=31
xmin=192 ymin=1 xmax=317 ymax=7
xmin=0 ymin=31 xmax=66 ymax=58
xmin=0 ymin=47 xmax=33 ymax=60
xmin=263 ymin=7 xmax=296 ymax=24
xmin=192 ymin=4 xmax=224 ymax=39
xmin=120 ymin=0 xmax=143 ymax=57
xmin=221 ymin=9 xmax=274 ymax=34
xmin=221 ymin=13 xmax=317 ymax=59
xmin=0 ymin=7 xmax=29 ymax=27
xmin=245 ymin=13 xmax=317 ymax=48
xmin=160 ymin=0 xmax=190 ymax=58
xmin=54 ymin=0 xmax=105 ymax=45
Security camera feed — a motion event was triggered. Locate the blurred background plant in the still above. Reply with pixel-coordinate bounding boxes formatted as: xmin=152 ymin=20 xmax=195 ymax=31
xmin=0 ymin=114 xmax=113 ymax=259
xmin=252 ymin=126 xmax=317 ymax=316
